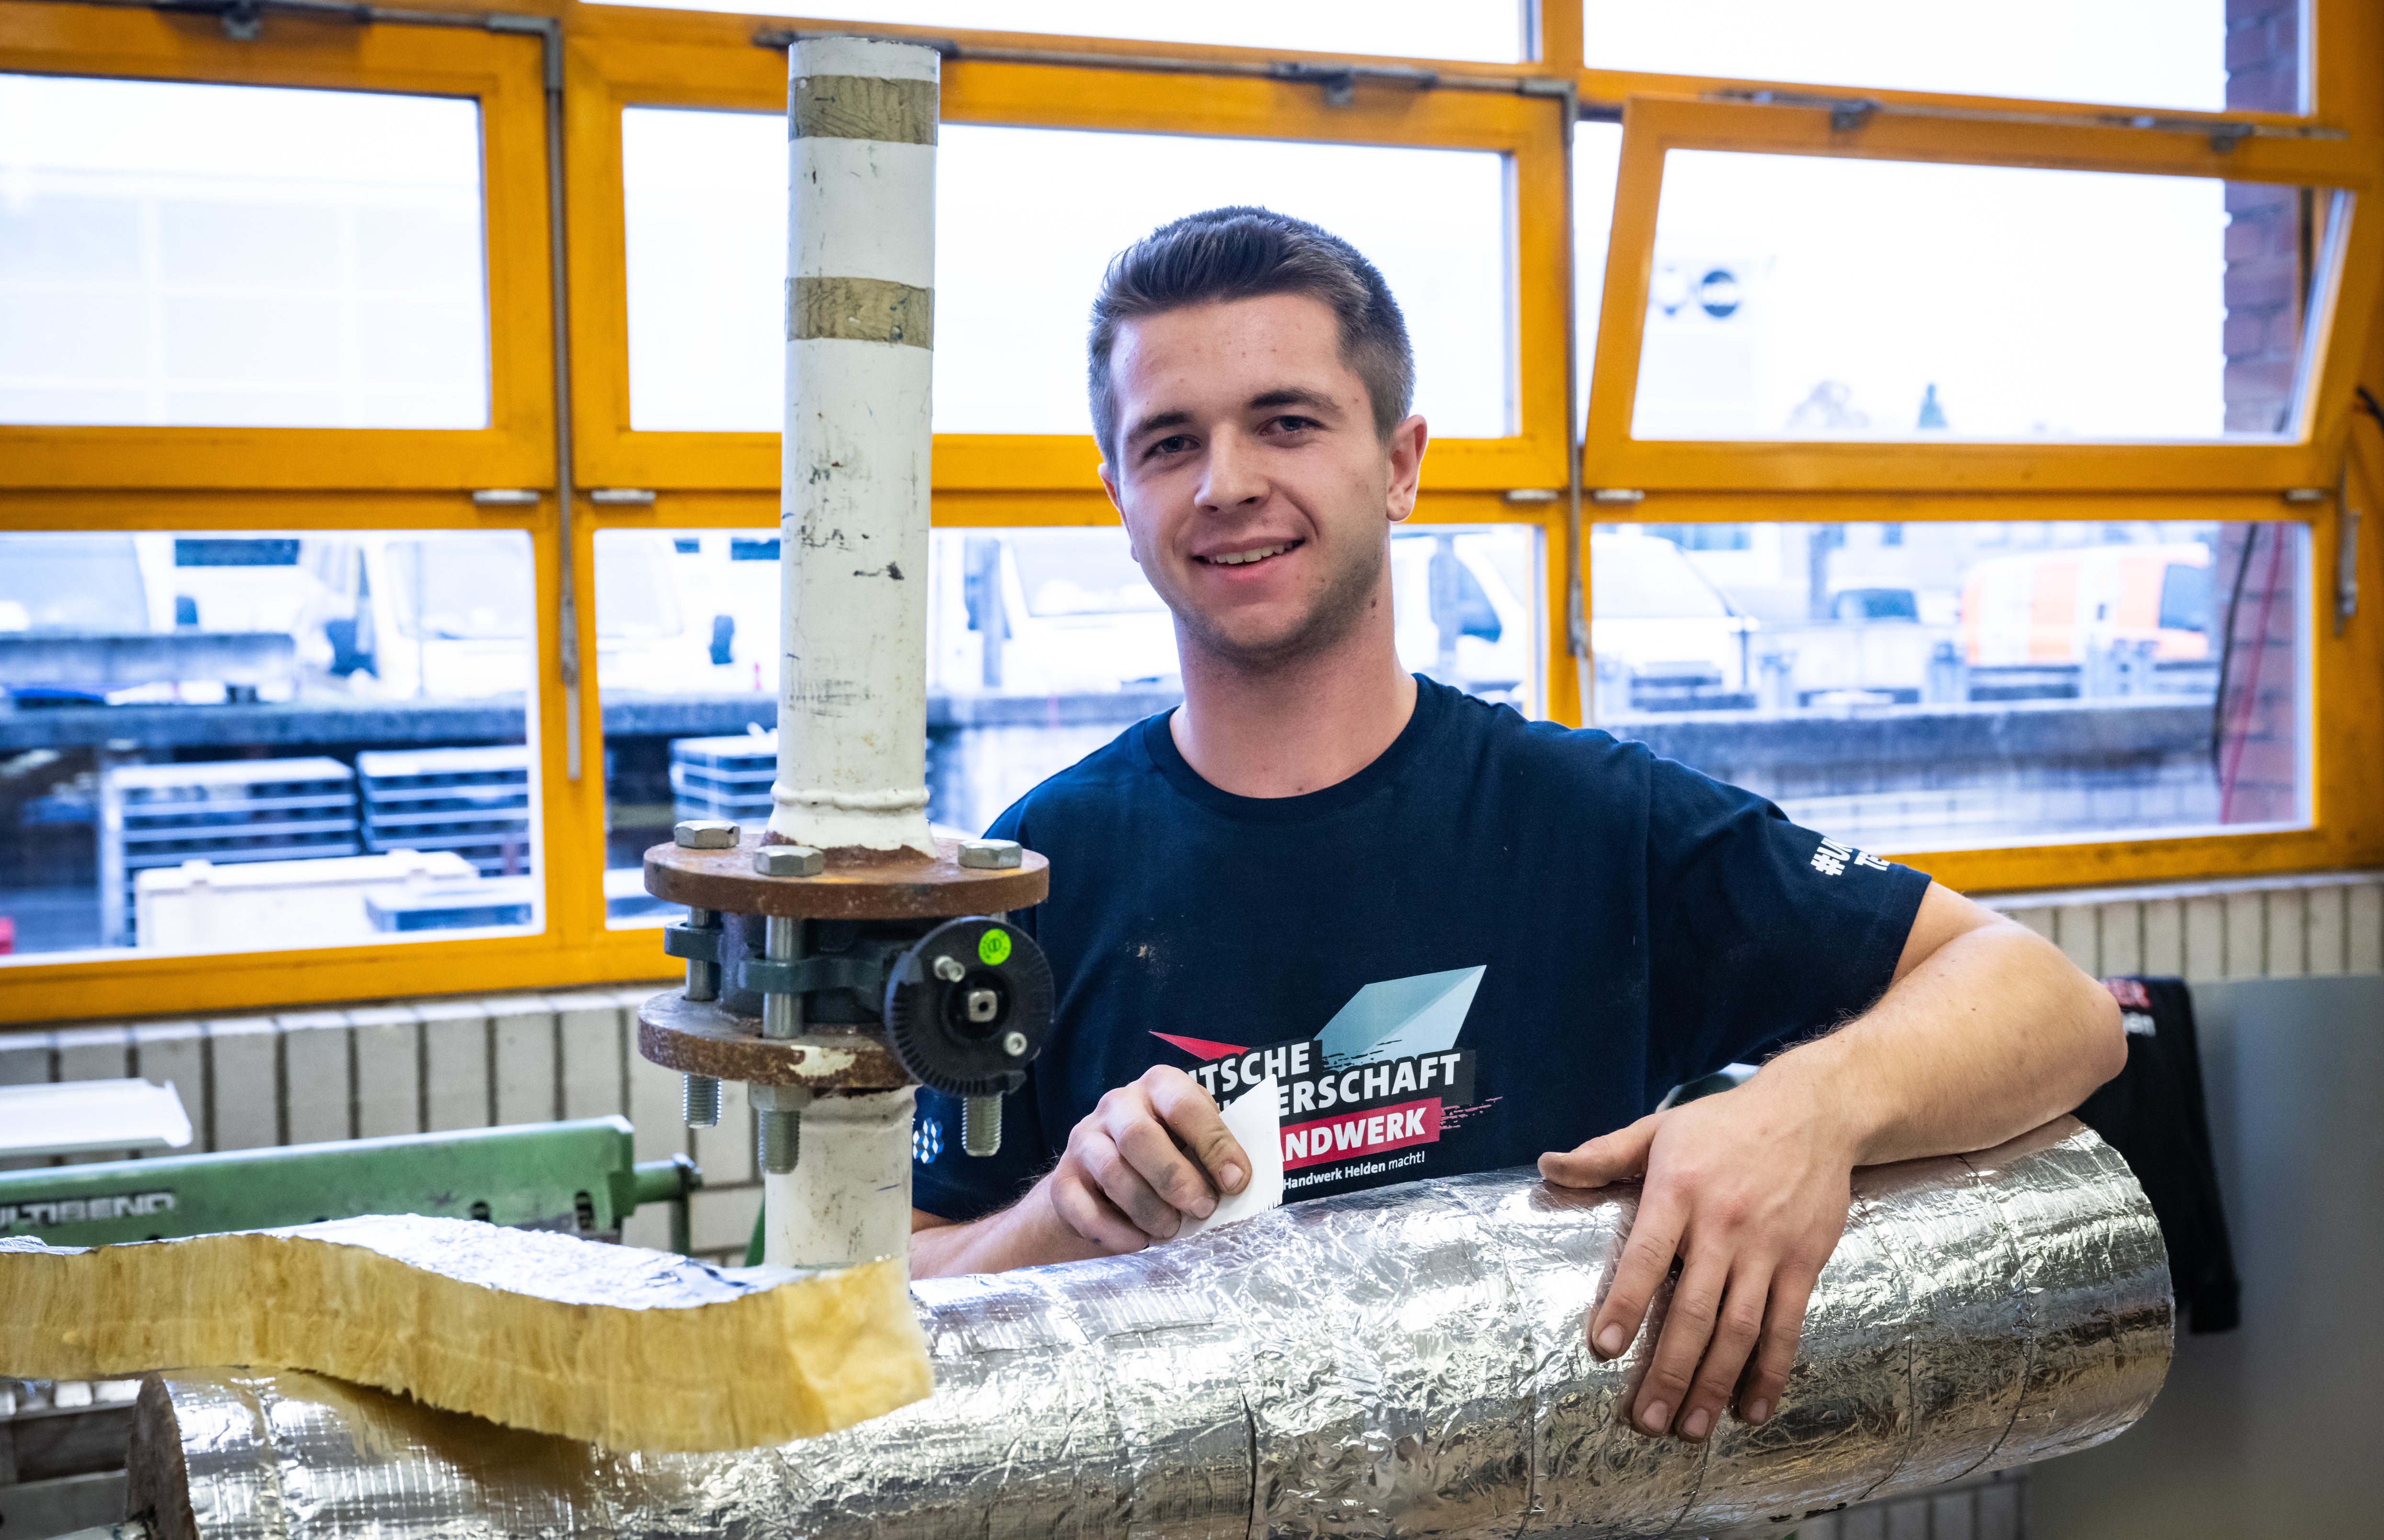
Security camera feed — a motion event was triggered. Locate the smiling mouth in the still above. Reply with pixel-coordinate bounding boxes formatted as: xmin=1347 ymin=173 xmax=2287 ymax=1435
xmin=1198 ymin=540 xmax=1302 ymax=568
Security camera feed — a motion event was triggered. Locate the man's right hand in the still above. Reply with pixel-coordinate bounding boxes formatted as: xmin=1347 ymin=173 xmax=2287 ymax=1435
xmin=912 ymin=1066 xmax=1251 ymax=1277
xmin=1047 ymin=1065 xmax=1251 ymax=1252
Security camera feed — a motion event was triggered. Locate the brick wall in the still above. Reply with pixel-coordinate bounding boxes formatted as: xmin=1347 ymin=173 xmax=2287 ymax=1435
xmin=2222 ymin=0 xmax=2306 ymax=434
xmin=2206 ymin=520 xmax=2304 ymax=826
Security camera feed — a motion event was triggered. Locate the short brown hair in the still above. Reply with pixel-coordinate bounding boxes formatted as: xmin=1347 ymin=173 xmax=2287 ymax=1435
xmin=1087 ymin=206 xmax=1414 ymax=465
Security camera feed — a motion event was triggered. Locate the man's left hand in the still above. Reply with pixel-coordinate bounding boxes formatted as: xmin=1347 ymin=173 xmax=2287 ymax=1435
xmin=1537 ymin=1074 xmax=1855 ymax=1443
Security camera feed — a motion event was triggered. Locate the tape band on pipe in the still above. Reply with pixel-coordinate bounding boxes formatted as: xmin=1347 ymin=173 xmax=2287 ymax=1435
xmin=791 ymin=73 xmax=939 ymax=145
xmin=770 ymin=784 xmax=933 ymax=812
xmin=786 ymin=276 xmax=934 ymax=348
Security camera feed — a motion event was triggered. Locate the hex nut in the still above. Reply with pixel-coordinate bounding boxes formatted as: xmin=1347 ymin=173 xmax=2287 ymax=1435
xmin=1002 ymin=1030 xmax=1030 ymax=1057
xmin=958 ymin=838 xmax=1023 ymax=870
xmin=754 ymin=844 xmax=825 ymax=877
xmin=674 ymin=820 xmax=739 ymax=849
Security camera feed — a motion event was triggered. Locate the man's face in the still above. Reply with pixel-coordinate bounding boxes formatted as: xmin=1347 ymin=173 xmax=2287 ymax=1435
xmin=1097 ymin=293 xmax=1426 ymax=671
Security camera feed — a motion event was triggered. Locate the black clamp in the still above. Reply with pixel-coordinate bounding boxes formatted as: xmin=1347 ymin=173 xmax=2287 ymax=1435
xmin=738 ymin=953 xmax=886 ymax=999
xmin=662 ymin=922 xmax=723 ymax=964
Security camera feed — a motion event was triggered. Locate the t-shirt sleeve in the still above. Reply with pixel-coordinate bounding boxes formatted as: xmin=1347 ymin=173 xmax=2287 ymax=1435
xmin=1639 ymin=751 xmax=1930 ymax=1105
xmin=909 ymin=796 xmax=1050 ymax=1223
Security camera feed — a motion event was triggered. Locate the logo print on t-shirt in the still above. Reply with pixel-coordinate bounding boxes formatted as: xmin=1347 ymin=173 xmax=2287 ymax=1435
xmin=1152 ymin=966 xmax=1486 ymax=1191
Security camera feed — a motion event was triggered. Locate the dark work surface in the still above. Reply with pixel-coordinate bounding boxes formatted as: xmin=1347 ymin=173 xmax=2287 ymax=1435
xmin=0 ymin=699 xmax=534 ymax=751
xmin=0 ymin=695 xmax=770 ymax=752
xmin=1618 ymin=697 xmax=2210 ymax=770
xmin=0 ymin=692 xmax=2203 ymax=769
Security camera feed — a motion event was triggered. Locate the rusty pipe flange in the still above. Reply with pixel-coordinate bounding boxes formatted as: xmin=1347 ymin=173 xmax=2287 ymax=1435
xmin=637 ymin=991 xmax=910 ymax=1090
xmin=644 ymin=830 xmax=1048 ymax=920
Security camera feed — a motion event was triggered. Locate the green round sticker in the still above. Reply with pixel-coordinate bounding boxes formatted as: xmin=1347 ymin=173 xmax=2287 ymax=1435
xmin=978 ymin=928 xmax=1012 ymax=966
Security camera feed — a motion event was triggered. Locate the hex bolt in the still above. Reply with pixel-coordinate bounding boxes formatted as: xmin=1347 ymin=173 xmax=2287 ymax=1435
xmin=933 ymin=954 xmax=966 ymax=983
xmin=958 ymin=838 xmax=1022 ymax=870
xmin=684 ymin=905 xmax=722 ymax=1002
xmin=757 ymin=1108 xmax=801 ymax=1175
xmin=754 ymin=844 xmax=825 ymax=877
xmin=674 ymin=820 xmax=738 ymax=849
xmin=762 ymin=915 xmax=801 ymax=1041
xmin=961 ymin=1095 xmax=1003 ymax=1158
xmin=1002 ymin=1030 xmax=1030 ymax=1057
xmin=682 ymin=1074 xmax=722 ymax=1127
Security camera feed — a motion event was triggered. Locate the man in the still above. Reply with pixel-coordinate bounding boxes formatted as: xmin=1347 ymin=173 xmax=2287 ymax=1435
xmin=910 ymin=207 xmax=2124 ymax=1448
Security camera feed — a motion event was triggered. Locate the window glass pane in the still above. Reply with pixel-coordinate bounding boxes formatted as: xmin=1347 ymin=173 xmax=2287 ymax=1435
xmin=0 ymin=532 xmax=538 ymax=960
xmin=623 ymin=112 xmax=1512 ymax=438
xmin=586 ymin=1 xmax=1524 ymax=62
xmin=595 ymin=522 xmax=1541 ymax=921
xmin=0 ymin=75 xmax=490 ymax=429
xmin=1630 ymin=152 xmax=2323 ymax=442
xmin=1580 ymin=0 xmax=2270 ymax=113
xmin=1589 ymin=519 xmax=2307 ymax=849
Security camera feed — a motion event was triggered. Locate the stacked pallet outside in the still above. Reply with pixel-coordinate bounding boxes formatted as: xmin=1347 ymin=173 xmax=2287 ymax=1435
xmin=101 ymin=759 xmax=358 ymax=948
xmin=357 ymin=747 xmax=531 ymax=878
xmin=669 ymin=733 xmax=775 ymax=827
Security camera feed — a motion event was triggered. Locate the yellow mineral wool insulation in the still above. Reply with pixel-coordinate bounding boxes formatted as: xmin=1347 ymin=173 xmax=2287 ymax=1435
xmin=0 ymin=1215 xmax=930 ymax=1452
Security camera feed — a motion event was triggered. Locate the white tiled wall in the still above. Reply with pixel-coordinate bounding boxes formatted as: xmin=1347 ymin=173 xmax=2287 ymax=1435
xmin=1982 ymin=869 xmax=2384 ymax=982
xmin=0 ymin=980 xmax=757 ymax=1262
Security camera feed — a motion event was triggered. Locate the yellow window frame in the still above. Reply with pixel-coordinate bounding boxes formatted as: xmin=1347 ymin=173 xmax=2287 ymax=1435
xmin=1583 ymin=486 xmax=2384 ymax=896
xmin=1562 ymin=67 xmax=2384 ymax=895
xmin=1580 ymin=94 xmax=2383 ymax=494
xmin=0 ymin=1 xmax=559 ymax=491
xmin=561 ymin=10 xmax=1575 ymax=496
xmin=1552 ymin=0 xmax=2379 ymax=136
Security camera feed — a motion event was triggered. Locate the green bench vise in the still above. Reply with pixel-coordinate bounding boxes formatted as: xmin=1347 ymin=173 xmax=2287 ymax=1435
xmin=0 ymin=1117 xmax=701 ymax=1254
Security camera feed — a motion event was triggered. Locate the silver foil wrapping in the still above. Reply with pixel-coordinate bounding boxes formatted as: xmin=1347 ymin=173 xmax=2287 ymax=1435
xmin=130 ymin=1117 xmax=2169 ymax=1540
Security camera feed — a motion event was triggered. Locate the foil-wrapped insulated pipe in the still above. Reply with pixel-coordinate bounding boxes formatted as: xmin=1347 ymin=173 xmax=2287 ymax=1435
xmin=127 ymin=1118 xmax=2168 ymax=1540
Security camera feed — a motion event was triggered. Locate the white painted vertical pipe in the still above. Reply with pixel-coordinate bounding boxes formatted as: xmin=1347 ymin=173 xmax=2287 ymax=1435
xmin=763 ymin=1087 xmax=916 ymax=1270
xmin=771 ymin=36 xmax=939 ymax=855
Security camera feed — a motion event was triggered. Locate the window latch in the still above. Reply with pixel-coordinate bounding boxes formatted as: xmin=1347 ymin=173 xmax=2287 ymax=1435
xmin=1270 ymin=62 xmax=1439 ymax=110
xmin=1736 ymin=90 xmax=1878 ymax=133
xmin=151 ymin=0 xmax=278 ymax=42
xmin=2339 ymin=462 xmax=2361 ymax=636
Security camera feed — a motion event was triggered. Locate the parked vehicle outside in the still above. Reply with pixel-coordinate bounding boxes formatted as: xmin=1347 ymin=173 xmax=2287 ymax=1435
xmin=1961 ymin=542 xmax=2214 ymax=666
xmin=1589 ymin=529 xmax=1759 ymax=716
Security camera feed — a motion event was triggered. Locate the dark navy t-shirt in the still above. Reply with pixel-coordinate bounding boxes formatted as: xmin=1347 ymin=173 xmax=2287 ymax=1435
xmin=912 ymin=676 xmax=1929 ymax=1223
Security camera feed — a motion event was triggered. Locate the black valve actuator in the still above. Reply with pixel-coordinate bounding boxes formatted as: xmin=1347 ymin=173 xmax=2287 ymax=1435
xmin=882 ymin=915 xmax=1054 ymax=1098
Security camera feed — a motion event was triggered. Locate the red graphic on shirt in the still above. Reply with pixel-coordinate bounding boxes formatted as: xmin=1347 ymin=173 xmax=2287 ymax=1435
xmin=1149 ymin=1030 xmax=1251 ymax=1060
xmin=1280 ymin=1097 xmax=1443 ymax=1169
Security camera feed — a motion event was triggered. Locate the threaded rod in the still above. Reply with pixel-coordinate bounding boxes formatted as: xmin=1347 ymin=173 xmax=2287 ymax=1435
xmin=684 ymin=907 xmax=721 ymax=1002
xmin=961 ymin=1095 xmax=1002 ymax=1158
xmin=761 ymin=914 xmax=801 ymax=1040
xmin=682 ymin=1074 xmax=722 ymax=1128
xmin=757 ymin=1107 xmax=802 ymax=1175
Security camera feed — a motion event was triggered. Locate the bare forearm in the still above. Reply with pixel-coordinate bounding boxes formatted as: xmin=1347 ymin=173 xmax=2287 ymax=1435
xmin=908 ymin=1185 xmax=1107 ymax=1279
xmin=1759 ymin=919 xmax=2125 ymax=1168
